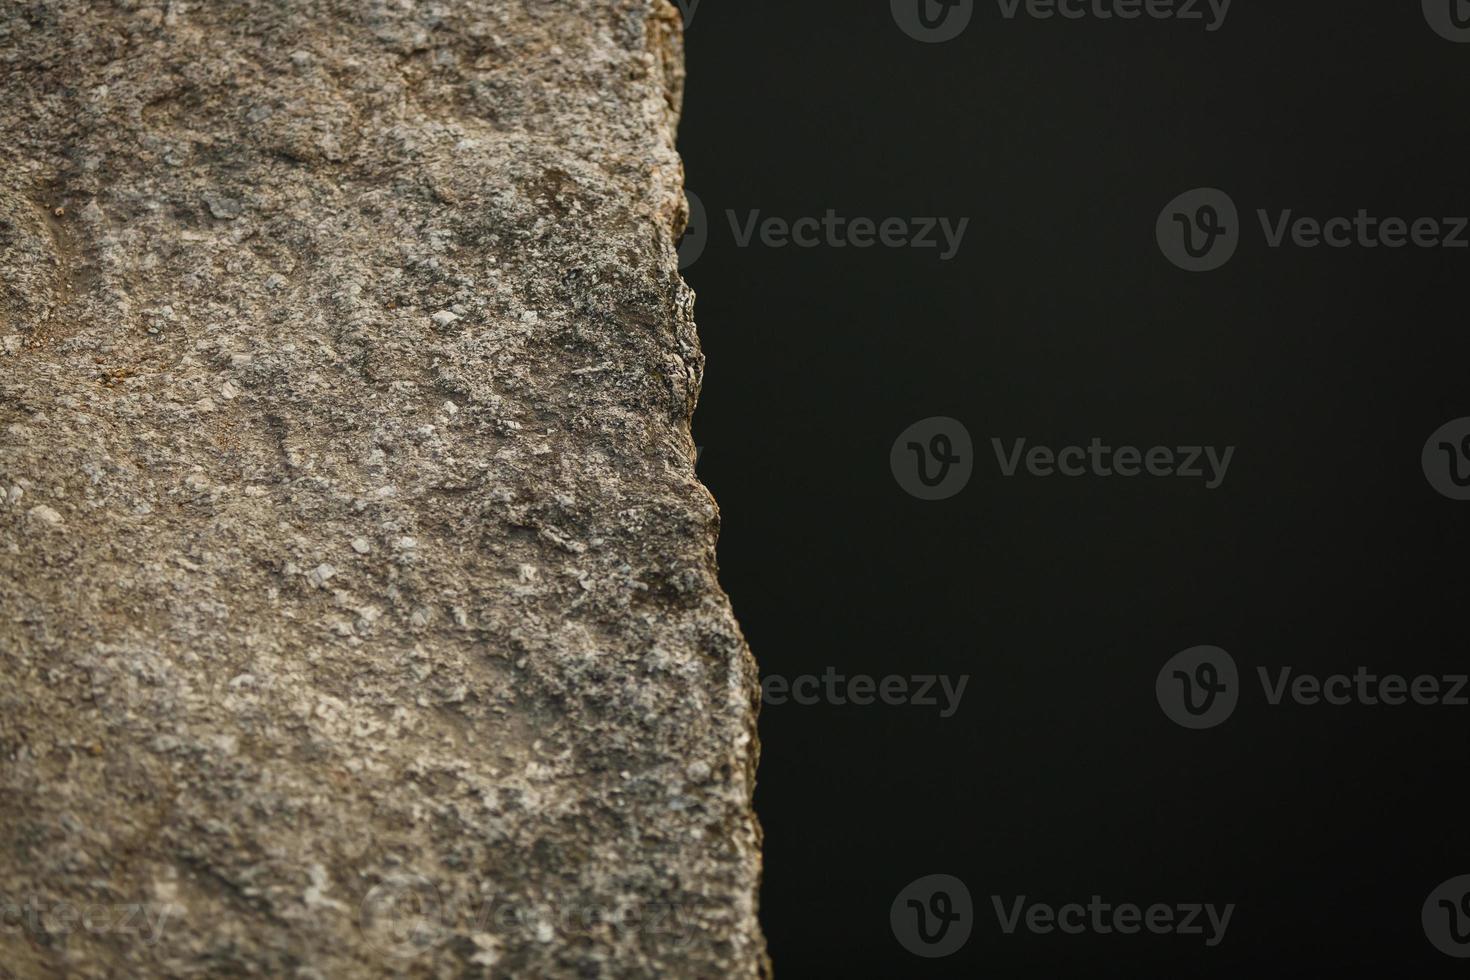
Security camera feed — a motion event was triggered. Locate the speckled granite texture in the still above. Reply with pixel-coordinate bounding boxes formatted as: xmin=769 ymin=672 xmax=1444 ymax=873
xmin=0 ymin=1 xmax=765 ymax=976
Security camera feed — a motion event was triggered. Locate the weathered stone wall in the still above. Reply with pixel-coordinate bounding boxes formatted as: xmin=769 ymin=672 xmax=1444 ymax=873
xmin=0 ymin=1 xmax=764 ymax=975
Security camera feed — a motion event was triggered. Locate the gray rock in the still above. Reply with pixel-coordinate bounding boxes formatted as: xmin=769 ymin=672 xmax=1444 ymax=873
xmin=0 ymin=1 xmax=765 ymax=977
xmin=25 ymin=504 xmax=61 ymax=526
xmin=202 ymin=193 xmax=243 ymax=221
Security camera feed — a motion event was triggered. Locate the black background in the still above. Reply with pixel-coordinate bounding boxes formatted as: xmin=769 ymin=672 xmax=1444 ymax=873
xmin=678 ymin=1 xmax=1470 ymax=977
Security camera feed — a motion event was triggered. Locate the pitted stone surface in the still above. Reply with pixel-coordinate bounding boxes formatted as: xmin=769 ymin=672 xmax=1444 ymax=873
xmin=0 ymin=1 xmax=764 ymax=976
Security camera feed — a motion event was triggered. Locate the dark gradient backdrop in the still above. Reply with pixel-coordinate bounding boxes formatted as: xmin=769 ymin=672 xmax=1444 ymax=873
xmin=678 ymin=2 xmax=1470 ymax=976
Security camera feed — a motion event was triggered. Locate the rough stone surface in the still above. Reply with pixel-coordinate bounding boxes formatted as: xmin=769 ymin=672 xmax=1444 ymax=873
xmin=0 ymin=1 xmax=765 ymax=976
